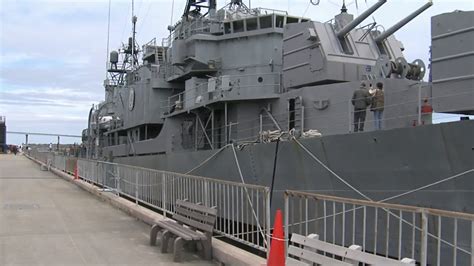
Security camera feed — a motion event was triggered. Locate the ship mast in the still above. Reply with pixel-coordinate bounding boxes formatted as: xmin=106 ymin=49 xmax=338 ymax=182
xmin=105 ymin=0 xmax=112 ymax=79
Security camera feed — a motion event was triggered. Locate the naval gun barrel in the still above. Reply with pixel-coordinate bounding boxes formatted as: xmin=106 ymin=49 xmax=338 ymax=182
xmin=337 ymin=0 xmax=387 ymax=38
xmin=374 ymin=0 xmax=433 ymax=43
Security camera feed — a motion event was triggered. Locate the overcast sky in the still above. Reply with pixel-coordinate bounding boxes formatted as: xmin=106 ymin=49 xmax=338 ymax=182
xmin=1 ymin=0 xmax=473 ymax=145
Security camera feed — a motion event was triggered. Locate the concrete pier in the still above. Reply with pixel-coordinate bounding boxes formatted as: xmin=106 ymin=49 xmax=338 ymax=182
xmin=0 ymin=154 xmax=215 ymax=265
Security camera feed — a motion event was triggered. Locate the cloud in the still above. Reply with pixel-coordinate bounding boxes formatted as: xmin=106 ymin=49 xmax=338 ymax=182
xmin=0 ymin=53 xmax=38 ymax=65
xmin=1 ymin=85 xmax=99 ymax=108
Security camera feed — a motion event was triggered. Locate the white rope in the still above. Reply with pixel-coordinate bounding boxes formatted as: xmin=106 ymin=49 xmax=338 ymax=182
xmin=261 ymin=130 xmax=285 ymax=143
xmin=285 ymin=139 xmax=474 ymax=254
xmin=292 ymin=133 xmax=474 ymax=206
xmin=261 ymin=129 xmax=321 ymax=143
xmin=231 ymin=144 xmax=268 ymax=248
xmin=302 ymin=129 xmax=322 ymax=138
xmin=185 ymin=144 xmax=231 ymax=174
xmin=380 ymin=169 xmax=474 ymax=203
xmin=289 ymin=134 xmax=474 ymax=255
xmin=293 ymin=137 xmax=372 ymax=201
xmin=301 ymin=1 xmax=311 ymax=18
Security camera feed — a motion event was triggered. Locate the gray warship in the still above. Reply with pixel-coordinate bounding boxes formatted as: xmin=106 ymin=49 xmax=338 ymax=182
xmin=84 ymin=0 xmax=473 ymax=216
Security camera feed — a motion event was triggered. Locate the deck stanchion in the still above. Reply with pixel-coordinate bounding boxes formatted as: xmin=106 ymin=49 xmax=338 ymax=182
xmin=162 ymin=173 xmax=167 ymax=215
xmin=265 ymin=188 xmax=271 ymax=258
xmin=471 ymin=221 xmax=474 ymax=266
xmin=420 ymin=211 xmax=428 ymax=266
xmin=135 ymin=172 xmax=139 ymax=204
xmin=116 ymin=166 xmax=120 ymax=195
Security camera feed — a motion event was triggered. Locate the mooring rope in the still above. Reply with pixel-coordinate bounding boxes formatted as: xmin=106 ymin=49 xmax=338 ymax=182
xmin=292 ymin=137 xmax=373 ymax=201
xmin=230 ymin=144 xmax=269 ymax=248
xmin=287 ymin=134 xmax=473 ymax=254
xmin=185 ymin=144 xmax=232 ymax=174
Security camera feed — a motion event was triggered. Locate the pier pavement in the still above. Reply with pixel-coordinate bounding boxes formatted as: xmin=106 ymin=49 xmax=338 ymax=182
xmin=0 ymin=154 xmax=215 ymax=265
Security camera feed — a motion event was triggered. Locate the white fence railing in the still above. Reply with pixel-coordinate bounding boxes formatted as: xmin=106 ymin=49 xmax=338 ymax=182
xmin=28 ymin=151 xmax=272 ymax=254
xmin=284 ymin=190 xmax=474 ymax=266
xmin=74 ymin=158 xmax=271 ymax=254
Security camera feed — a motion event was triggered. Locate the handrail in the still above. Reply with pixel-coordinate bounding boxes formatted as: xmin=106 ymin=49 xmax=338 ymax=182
xmin=285 ymin=190 xmax=474 ymax=220
xmin=164 ymin=72 xmax=282 ymax=113
xmin=78 ymin=157 xmax=269 ymax=190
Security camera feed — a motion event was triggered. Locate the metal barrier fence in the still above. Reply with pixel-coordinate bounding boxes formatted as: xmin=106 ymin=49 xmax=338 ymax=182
xmin=284 ymin=190 xmax=474 ymax=266
xmin=27 ymin=151 xmax=272 ymax=253
xmin=72 ymin=158 xmax=271 ymax=253
xmin=26 ymin=150 xmax=72 ymax=172
xmin=53 ymin=155 xmax=66 ymax=172
xmin=27 ymin=149 xmax=51 ymax=164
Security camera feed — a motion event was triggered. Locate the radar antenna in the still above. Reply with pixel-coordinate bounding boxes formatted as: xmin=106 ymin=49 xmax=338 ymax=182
xmin=183 ymin=0 xmax=217 ymax=19
xmin=222 ymin=0 xmax=255 ymax=15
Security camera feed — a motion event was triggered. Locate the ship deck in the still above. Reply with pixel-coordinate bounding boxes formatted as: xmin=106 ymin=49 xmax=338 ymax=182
xmin=0 ymin=154 xmax=215 ymax=265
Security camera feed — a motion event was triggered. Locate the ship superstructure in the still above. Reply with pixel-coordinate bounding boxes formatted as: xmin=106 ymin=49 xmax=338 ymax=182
xmin=85 ymin=0 xmax=467 ymax=160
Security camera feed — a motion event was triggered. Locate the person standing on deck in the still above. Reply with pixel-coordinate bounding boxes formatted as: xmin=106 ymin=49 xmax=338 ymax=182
xmin=371 ymin=82 xmax=385 ymax=130
xmin=421 ymin=98 xmax=433 ymax=125
xmin=351 ymin=82 xmax=372 ymax=132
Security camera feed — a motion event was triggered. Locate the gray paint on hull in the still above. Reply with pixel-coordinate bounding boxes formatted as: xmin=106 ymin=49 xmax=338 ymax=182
xmin=114 ymin=120 xmax=474 ymax=213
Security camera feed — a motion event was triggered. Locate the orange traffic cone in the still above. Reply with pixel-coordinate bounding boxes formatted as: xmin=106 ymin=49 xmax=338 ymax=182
xmin=74 ymin=162 xmax=78 ymax=180
xmin=267 ymin=209 xmax=285 ymax=266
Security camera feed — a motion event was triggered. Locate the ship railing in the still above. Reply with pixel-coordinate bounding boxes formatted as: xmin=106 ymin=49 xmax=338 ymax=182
xmin=170 ymin=85 xmax=473 ymax=148
xmin=256 ymin=7 xmax=288 ymax=16
xmin=284 ymin=190 xmax=474 ymax=266
xmin=168 ymin=93 xmax=471 ymax=153
xmin=142 ymin=38 xmax=158 ymax=59
xmin=161 ymin=35 xmax=171 ymax=48
xmin=162 ymin=72 xmax=282 ymax=116
xmin=180 ymin=105 xmax=472 ymax=150
xmin=144 ymin=37 xmax=157 ymax=48
xmin=184 ymin=19 xmax=212 ymax=36
xmin=167 ymin=19 xmax=213 ymax=43
xmin=70 ymin=158 xmax=271 ymax=255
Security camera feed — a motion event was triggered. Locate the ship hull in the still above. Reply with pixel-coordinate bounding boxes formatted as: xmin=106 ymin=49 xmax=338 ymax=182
xmin=113 ymin=120 xmax=474 ymax=214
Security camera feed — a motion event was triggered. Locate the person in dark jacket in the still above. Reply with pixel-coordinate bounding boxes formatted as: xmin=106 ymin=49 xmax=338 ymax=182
xmin=351 ymin=82 xmax=372 ymax=132
xmin=371 ymin=82 xmax=385 ymax=130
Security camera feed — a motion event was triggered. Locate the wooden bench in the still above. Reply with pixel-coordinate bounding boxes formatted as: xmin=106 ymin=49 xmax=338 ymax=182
xmin=287 ymin=233 xmax=416 ymax=266
xmin=150 ymin=200 xmax=217 ymax=262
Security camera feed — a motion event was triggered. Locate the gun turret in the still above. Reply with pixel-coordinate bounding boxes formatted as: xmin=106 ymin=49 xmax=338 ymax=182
xmin=374 ymin=0 xmax=433 ymax=43
xmin=336 ymin=0 xmax=387 ymax=38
